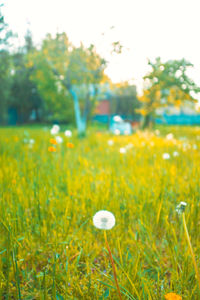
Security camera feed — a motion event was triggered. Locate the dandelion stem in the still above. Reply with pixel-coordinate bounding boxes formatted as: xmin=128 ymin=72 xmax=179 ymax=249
xmin=104 ymin=230 xmax=123 ymax=300
xmin=182 ymin=212 xmax=200 ymax=289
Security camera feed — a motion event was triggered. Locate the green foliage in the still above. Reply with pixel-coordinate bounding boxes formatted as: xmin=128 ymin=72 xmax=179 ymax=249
xmin=66 ymin=43 xmax=106 ymax=86
xmin=28 ymin=33 xmax=75 ymax=123
xmin=0 ymin=3 xmax=12 ymax=123
xmin=29 ymin=33 xmax=107 ymax=125
xmin=0 ymin=50 xmax=11 ymax=123
xmin=0 ymin=3 xmax=12 ymax=47
xmin=10 ymin=31 xmax=42 ymax=123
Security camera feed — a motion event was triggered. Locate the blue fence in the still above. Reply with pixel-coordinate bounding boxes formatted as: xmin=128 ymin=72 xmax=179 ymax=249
xmin=93 ymin=115 xmax=110 ymax=124
xmin=155 ymin=114 xmax=200 ymax=125
xmin=93 ymin=113 xmax=200 ymax=126
xmin=93 ymin=114 xmax=139 ymax=124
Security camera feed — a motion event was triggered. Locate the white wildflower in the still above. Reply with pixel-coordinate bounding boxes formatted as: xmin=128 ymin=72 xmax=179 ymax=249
xmin=55 ymin=136 xmax=63 ymax=144
xmin=93 ymin=210 xmax=115 ymax=230
xmin=29 ymin=139 xmax=35 ymax=144
xmin=166 ymin=133 xmax=174 ymax=140
xmin=119 ymin=147 xmax=126 ymax=154
xmin=108 ymin=140 xmax=114 ymax=146
xmin=114 ymin=129 xmax=120 ymax=136
xmin=162 ymin=153 xmax=170 ymax=160
xmin=65 ymin=130 xmax=72 ymax=137
xmin=193 ymin=144 xmax=198 ymax=150
xmin=173 ymin=151 xmax=179 ymax=157
xmin=176 ymin=202 xmax=187 ymax=214
xmin=51 ymin=125 xmax=60 ymax=135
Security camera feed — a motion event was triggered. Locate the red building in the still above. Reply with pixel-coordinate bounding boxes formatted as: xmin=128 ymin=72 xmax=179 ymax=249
xmin=95 ymin=99 xmax=110 ymax=115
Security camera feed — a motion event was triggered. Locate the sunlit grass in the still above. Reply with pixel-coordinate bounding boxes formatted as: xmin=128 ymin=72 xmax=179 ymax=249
xmin=0 ymin=126 xmax=200 ymax=299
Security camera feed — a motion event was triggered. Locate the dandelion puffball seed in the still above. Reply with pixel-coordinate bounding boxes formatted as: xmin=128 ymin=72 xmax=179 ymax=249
xmin=176 ymin=201 xmax=187 ymax=214
xmin=119 ymin=147 xmax=126 ymax=154
xmin=50 ymin=124 xmax=60 ymax=135
xmin=65 ymin=130 xmax=72 ymax=137
xmin=93 ymin=210 xmax=115 ymax=230
xmin=173 ymin=151 xmax=179 ymax=157
xmin=55 ymin=136 xmax=63 ymax=144
xmin=163 ymin=153 xmax=170 ymax=160
xmin=108 ymin=140 xmax=114 ymax=146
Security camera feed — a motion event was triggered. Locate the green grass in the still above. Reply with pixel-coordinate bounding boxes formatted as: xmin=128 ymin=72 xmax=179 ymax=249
xmin=0 ymin=125 xmax=200 ymax=299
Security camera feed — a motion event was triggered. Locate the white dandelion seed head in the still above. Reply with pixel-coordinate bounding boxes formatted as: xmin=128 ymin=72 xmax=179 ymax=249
xmin=166 ymin=133 xmax=174 ymax=140
xmin=29 ymin=139 xmax=35 ymax=144
xmin=53 ymin=124 xmax=60 ymax=130
xmin=51 ymin=128 xmax=58 ymax=135
xmin=162 ymin=153 xmax=170 ymax=160
xmin=51 ymin=125 xmax=60 ymax=135
xmin=119 ymin=147 xmax=126 ymax=154
xmin=193 ymin=144 xmax=198 ymax=150
xmin=173 ymin=151 xmax=179 ymax=157
xmin=65 ymin=130 xmax=72 ymax=137
xmin=108 ymin=140 xmax=114 ymax=146
xmin=114 ymin=129 xmax=120 ymax=136
xmin=55 ymin=136 xmax=63 ymax=144
xmin=176 ymin=201 xmax=187 ymax=214
xmin=93 ymin=210 xmax=115 ymax=230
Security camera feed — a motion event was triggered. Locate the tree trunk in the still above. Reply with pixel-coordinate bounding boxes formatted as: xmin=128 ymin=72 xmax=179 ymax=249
xmin=69 ymin=88 xmax=86 ymax=136
xmin=142 ymin=113 xmax=153 ymax=129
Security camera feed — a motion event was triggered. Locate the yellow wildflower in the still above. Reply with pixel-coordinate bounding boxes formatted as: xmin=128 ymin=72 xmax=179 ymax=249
xmin=164 ymin=292 xmax=182 ymax=300
xmin=67 ymin=142 xmax=74 ymax=149
xmin=50 ymin=138 xmax=57 ymax=145
xmin=48 ymin=146 xmax=56 ymax=152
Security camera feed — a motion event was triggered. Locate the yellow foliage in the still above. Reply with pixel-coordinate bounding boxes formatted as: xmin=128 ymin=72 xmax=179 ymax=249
xmin=26 ymin=60 xmax=34 ymax=68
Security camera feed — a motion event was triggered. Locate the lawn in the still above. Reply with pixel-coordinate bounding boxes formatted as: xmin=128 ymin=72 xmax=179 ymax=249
xmin=0 ymin=126 xmax=200 ymax=299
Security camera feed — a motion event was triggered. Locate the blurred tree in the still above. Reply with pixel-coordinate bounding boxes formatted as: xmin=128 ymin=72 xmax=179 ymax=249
xmin=139 ymin=57 xmax=200 ymax=128
xmin=63 ymin=44 xmax=107 ymax=134
xmin=28 ymin=33 xmax=75 ymax=124
xmin=110 ymin=82 xmax=141 ymax=120
xmin=0 ymin=3 xmax=12 ymax=123
xmin=10 ymin=30 xmax=43 ymax=123
xmin=29 ymin=33 xmax=107 ymax=133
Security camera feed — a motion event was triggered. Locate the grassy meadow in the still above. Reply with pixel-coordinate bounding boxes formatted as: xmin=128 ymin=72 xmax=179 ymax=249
xmin=0 ymin=125 xmax=200 ymax=299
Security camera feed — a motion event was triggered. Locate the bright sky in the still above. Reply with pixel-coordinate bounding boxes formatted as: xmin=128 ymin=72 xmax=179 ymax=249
xmin=2 ymin=0 xmax=200 ymax=95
